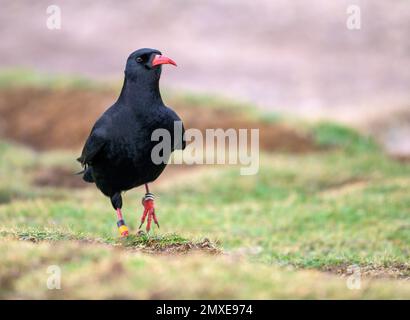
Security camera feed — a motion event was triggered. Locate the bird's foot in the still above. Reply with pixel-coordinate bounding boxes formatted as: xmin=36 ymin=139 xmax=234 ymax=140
xmin=116 ymin=208 xmax=129 ymax=237
xmin=117 ymin=219 xmax=129 ymax=237
xmin=139 ymin=192 xmax=159 ymax=232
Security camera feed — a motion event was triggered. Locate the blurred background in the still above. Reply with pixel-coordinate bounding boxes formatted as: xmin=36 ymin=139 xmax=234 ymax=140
xmin=0 ymin=0 xmax=409 ymax=299
xmin=0 ymin=0 xmax=409 ymax=156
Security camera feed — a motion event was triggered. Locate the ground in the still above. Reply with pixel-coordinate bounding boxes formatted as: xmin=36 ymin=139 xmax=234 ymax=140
xmin=0 ymin=73 xmax=409 ymax=299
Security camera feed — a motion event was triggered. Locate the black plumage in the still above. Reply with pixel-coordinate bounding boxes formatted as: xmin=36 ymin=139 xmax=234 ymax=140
xmin=77 ymin=48 xmax=184 ymax=217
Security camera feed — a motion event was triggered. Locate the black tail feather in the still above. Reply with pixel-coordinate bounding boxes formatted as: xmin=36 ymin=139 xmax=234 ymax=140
xmin=75 ymin=165 xmax=94 ymax=183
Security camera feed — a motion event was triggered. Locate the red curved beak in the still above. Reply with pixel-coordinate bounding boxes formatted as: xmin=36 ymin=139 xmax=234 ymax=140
xmin=151 ymin=54 xmax=177 ymax=67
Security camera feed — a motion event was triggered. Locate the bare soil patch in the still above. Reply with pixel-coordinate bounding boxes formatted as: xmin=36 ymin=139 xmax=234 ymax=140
xmin=180 ymin=106 xmax=317 ymax=153
xmin=0 ymin=87 xmax=317 ymax=153
xmin=32 ymin=166 xmax=88 ymax=189
xmin=320 ymin=178 xmax=369 ymax=197
xmin=0 ymin=87 xmax=114 ymax=150
xmin=322 ymin=264 xmax=410 ymax=280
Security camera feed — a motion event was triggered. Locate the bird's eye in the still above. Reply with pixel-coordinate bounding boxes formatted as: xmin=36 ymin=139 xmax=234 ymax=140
xmin=136 ymin=57 xmax=143 ymax=63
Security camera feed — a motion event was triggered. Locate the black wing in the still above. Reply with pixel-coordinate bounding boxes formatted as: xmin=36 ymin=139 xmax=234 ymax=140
xmin=77 ymin=131 xmax=106 ymax=166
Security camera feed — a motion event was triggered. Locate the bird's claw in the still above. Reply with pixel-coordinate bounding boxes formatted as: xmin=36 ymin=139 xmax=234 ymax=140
xmin=139 ymin=193 xmax=159 ymax=232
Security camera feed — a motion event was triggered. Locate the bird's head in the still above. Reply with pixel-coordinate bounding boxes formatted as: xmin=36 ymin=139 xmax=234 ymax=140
xmin=124 ymin=48 xmax=176 ymax=83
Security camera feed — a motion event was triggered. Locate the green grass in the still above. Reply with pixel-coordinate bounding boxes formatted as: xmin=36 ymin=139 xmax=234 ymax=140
xmin=312 ymin=122 xmax=380 ymax=153
xmin=1 ymin=240 xmax=409 ymax=299
xmin=119 ymin=233 xmax=189 ymax=247
xmin=0 ymin=131 xmax=409 ymax=298
xmin=0 ymin=68 xmax=105 ymax=90
xmin=0 ymin=70 xmax=409 ymax=298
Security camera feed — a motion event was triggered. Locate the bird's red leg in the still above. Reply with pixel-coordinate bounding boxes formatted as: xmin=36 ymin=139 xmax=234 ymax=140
xmin=138 ymin=207 xmax=149 ymax=229
xmin=116 ymin=208 xmax=129 ymax=237
xmin=138 ymin=184 xmax=159 ymax=232
xmin=152 ymin=208 xmax=159 ymax=228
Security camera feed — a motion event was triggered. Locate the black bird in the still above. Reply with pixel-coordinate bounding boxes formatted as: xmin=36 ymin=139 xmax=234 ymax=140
xmin=77 ymin=48 xmax=185 ymax=237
